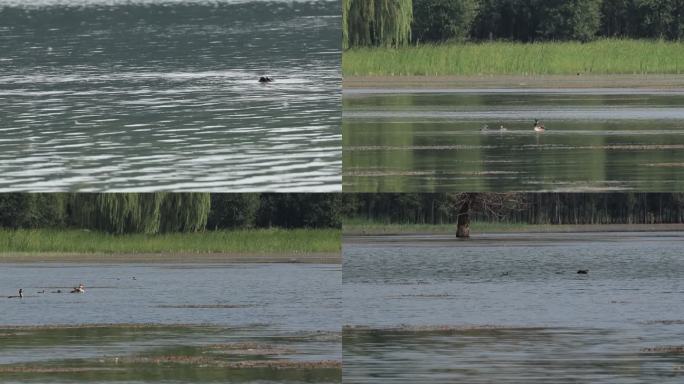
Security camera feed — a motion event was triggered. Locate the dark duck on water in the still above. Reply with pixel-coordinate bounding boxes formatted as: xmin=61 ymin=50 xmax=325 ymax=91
xmin=258 ymin=76 xmax=273 ymax=83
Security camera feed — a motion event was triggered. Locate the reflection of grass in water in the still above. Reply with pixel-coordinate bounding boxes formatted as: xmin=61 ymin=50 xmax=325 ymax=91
xmin=0 ymin=325 xmax=341 ymax=383
xmin=0 ymin=228 xmax=340 ymax=254
xmin=343 ymin=39 xmax=684 ymax=76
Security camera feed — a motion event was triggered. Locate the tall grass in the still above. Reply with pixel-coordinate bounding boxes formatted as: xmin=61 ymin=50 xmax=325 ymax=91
xmin=342 ymin=218 xmax=538 ymax=234
xmin=343 ymin=39 xmax=684 ymax=76
xmin=0 ymin=229 xmax=340 ymax=254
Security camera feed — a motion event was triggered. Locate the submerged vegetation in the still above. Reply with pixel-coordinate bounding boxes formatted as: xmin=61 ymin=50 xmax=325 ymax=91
xmin=343 ymin=39 xmax=684 ymax=76
xmin=0 ymin=324 xmax=341 ymax=383
xmin=0 ymin=228 xmax=340 ymax=255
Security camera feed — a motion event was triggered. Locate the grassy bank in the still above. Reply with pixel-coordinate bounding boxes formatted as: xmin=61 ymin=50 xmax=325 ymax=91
xmin=343 ymin=219 xmax=684 ymax=235
xmin=343 ymin=39 xmax=684 ymax=76
xmin=0 ymin=229 xmax=340 ymax=255
xmin=343 ymin=218 xmax=532 ymax=235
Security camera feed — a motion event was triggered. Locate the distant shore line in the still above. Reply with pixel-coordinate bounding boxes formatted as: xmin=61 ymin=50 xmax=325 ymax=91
xmin=343 ymin=223 xmax=684 ymax=236
xmin=344 ymin=74 xmax=684 ymax=90
xmin=0 ymin=252 xmax=340 ymax=264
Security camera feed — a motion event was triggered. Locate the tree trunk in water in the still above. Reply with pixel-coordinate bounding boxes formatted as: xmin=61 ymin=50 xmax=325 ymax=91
xmin=456 ymin=200 xmax=470 ymax=238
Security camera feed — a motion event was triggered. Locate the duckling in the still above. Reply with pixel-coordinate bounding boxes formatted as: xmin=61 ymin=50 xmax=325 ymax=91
xmin=533 ymin=119 xmax=545 ymax=133
xmin=577 ymin=269 xmax=588 ymax=274
xmin=258 ymin=76 xmax=273 ymax=83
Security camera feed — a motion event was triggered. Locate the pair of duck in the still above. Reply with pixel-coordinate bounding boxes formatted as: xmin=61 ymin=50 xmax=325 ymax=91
xmin=480 ymin=120 xmax=546 ymax=133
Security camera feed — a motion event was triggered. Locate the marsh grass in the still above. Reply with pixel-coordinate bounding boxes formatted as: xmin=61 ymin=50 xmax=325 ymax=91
xmin=343 ymin=39 xmax=684 ymax=76
xmin=342 ymin=218 xmax=536 ymax=234
xmin=0 ymin=229 xmax=340 ymax=254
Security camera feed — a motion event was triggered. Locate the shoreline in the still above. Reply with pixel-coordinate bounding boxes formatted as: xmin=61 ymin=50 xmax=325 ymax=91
xmin=0 ymin=252 xmax=341 ymax=264
xmin=343 ymin=223 xmax=684 ymax=237
xmin=343 ymin=74 xmax=684 ymax=90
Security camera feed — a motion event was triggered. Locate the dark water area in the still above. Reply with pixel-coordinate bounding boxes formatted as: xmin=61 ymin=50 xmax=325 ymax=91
xmin=343 ymin=90 xmax=684 ymax=192
xmin=0 ymin=262 xmax=341 ymax=383
xmin=0 ymin=0 xmax=341 ymax=191
xmin=343 ymin=232 xmax=684 ymax=383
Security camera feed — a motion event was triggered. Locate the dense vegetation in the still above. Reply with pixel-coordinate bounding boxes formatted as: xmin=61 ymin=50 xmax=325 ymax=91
xmin=343 ymin=193 xmax=684 ymax=225
xmin=343 ymin=39 xmax=684 ymax=75
xmin=344 ymin=0 xmax=684 ymax=47
xmin=0 ymin=228 xmax=339 ymax=254
xmin=0 ymin=193 xmax=342 ymax=234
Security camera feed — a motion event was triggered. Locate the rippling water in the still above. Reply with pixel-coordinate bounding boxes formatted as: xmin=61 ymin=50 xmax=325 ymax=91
xmin=343 ymin=232 xmax=684 ymax=383
xmin=0 ymin=0 xmax=341 ymax=191
xmin=343 ymin=90 xmax=684 ymax=192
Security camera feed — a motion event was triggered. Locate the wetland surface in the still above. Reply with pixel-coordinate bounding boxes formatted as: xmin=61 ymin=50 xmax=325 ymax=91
xmin=343 ymin=89 xmax=684 ymax=192
xmin=0 ymin=262 xmax=341 ymax=383
xmin=343 ymin=231 xmax=684 ymax=383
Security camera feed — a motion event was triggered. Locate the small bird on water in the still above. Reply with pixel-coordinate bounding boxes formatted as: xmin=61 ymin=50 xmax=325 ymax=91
xmin=533 ymin=119 xmax=546 ymax=133
xmin=258 ymin=76 xmax=273 ymax=83
xmin=8 ymin=289 xmax=22 ymax=299
xmin=71 ymin=283 xmax=85 ymax=293
xmin=577 ymin=269 xmax=588 ymax=274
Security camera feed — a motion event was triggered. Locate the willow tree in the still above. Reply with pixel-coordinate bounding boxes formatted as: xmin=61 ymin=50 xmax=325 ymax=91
xmin=69 ymin=193 xmax=165 ymax=234
xmin=343 ymin=0 xmax=413 ymax=48
xmin=158 ymin=193 xmax=210 ymax=233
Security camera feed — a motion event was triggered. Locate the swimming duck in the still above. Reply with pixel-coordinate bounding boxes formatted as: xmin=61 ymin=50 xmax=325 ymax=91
xmin=499 ymin=125 xmax=507 ymax=132
xmin=258 ymin=76 xmax=273 ymax=83
xmin=480 ymin=124 xmax=489 ymax=132
xmin=577 ymin=269 xmax=588 ymax=274
xmin=7 ymin=289 xmax=22 ymax=299
xmin=71 ymin=283 xmax=85 ymax=294
xmin=533 ymin=119 xmax=545 ymax=133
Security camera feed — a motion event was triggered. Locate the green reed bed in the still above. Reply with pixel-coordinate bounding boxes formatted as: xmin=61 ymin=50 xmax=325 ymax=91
xmin=342 ymin=218 xmax=537 ymax=235
xmin=0 ymin=229 xmax=340 ymax=254
xmin=343 ymin=39 xmax=684 ymax=76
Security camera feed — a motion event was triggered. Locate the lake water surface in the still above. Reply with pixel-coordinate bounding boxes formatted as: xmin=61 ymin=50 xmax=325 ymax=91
xmin=0 ymin=0 xmax=341 ymax=191
xmin=0 ymin=262 xmax=341 ymax=383
xmin=344 ymin=89 xmax=684 ymax=192
xmin=343 ymin=231 xmax=684 ymax=383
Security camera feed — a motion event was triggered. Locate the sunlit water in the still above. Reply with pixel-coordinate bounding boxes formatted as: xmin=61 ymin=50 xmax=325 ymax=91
xmin=0 ymin=263 xmax=341 ymax=370
xmin=343 ymin=90 xmax=684 ymax=192
xmin=343 ymin=232 xmax=684 ymax=383
xmin=0 ymin=0 xmax=341 ymax=191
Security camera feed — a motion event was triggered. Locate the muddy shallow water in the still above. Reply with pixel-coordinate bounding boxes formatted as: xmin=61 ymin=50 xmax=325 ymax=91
xmin=343 ymin=89 xmax=684 ymax=192
xmin=0 ymin=263 xmax=341 ymax=383
xmin=343 ymin=231 xmax=684 ymax=383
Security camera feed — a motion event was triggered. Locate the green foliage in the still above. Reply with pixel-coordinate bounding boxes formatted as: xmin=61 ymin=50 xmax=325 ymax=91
xmin=601 ymin=0 xmax=684 ymax=40
xmin=69 ymin=194 xmax=165 ymax=235
xmin=344 ymin=0 xmax=413 ymax=48
xmin=412 ymin=0 xmax=479 ymax=42
xmin=343 ymin=39 xmax=684 ymax=76
xmin=207 ymin=194 xmax=260 ymax=229
xmin=343 ymin=193 xmax=684 ymax=225
xmin=158 ymin=193 xmax=210 ymax=233
xmin=0 ymin=194 xmax=67 ymax=228
xmin=537 ymin=0 xmax=601 ymax=41
xmin=257 ymin=194 xmax=342 ymax=229
xmin=1 ymin=193 xmax=342 ymax=233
